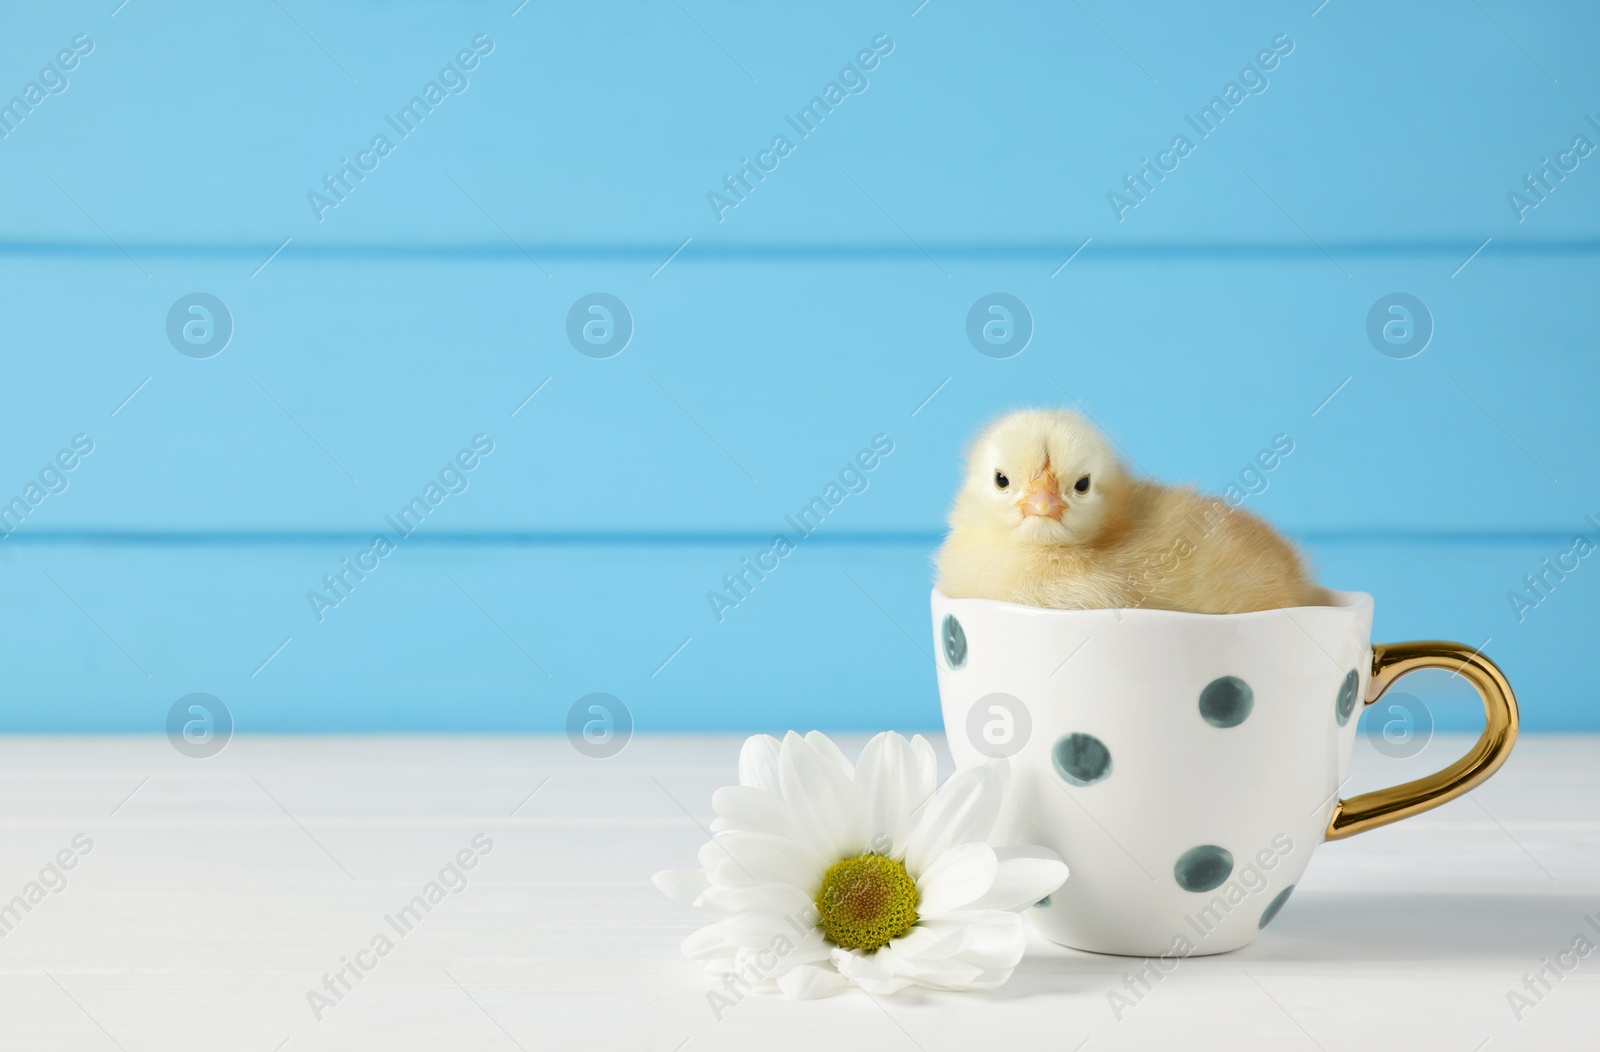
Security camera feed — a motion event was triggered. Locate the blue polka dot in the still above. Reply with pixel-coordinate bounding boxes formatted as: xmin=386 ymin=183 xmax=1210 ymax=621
xmin=942 ymin=615 xmax=967 ymax=670
xmin=1053 ymin=733 xmax=1111 ymax=787
xmin=1336 ymin=669 xmax=1359 ymax=726
xmin=1199 ymin=676 xmax=1254 ymax=728
xmin=1174 ymin=845 xmax=1234 ymax=892
xmin=1259 ymin=885 xmax=1295 ymax=929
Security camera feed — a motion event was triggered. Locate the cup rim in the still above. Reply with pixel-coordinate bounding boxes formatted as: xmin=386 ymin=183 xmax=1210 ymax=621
xmin=931 ymin=587 xmax=1373 ymax=623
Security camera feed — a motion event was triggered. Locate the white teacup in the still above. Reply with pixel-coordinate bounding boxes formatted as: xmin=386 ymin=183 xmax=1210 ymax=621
xmin=931 ymin=588 xmax=1517 ymax=956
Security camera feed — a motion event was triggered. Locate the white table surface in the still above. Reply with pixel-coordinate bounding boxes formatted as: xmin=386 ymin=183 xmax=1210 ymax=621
xmin=0 ymin=732 xmax=1595 ymax=1051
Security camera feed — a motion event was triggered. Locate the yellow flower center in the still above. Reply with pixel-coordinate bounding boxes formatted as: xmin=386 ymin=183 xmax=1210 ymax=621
xmin=814 ymin=853 xmax=919 ymax=952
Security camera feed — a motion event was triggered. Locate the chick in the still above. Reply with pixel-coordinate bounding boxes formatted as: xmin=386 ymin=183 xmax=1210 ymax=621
xmin=935 ymin=408 xmax=1331 ymax=614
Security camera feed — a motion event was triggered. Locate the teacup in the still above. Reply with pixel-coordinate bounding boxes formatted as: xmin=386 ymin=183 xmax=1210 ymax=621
xmin=931 ymin=588 xmax=1517 ymax=956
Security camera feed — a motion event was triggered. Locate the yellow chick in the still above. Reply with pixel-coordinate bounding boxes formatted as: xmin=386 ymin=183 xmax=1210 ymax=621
xmin=935 ymin=408 xmax=1332 ymax=614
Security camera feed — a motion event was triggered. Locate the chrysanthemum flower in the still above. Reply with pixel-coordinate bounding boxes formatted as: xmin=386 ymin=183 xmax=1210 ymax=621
xmin=653 ymin=731 xmax=1068 ymax=999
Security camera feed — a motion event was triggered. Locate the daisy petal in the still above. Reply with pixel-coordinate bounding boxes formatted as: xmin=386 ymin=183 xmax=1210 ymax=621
xmin=909 ymin=734 xmax=938 ymax=799
xmin=696 ymin=882 xmax=813 ymax=918
xmin=682 ymin=913 xmax=798 ymax=961
xmin=766 ymin=935 xmax=833 ymax=973
xmin=776 ymin=962 xmax=851 ymax=1000
xmin=918 ymin=911 xmax=1028 ymax=973
xmin=710 ymin=785 xmax=804 ymax=842
xmin=963 ymin=848 xmax=1068 ymax=912
xmin=700 ymin=831 xmax=820 ymax=889
xmin=854 ymin=732 xmax=924 ymax=858
xmin=878 ymin=921 xmax=974 ymax=961
xmin=804 ymin=731 xmax=855 ymax=779
xmin=903 ymin=763 xmax=1002 ymax=876
xmin=652 ymin=868 xmax=709 ymax=905
xmin=832 ymin=948 xmax=917 ymax=995
xmin=883 ymin=955 xmax=987 ymax=988
xmin=698 ymin=931 xmax=831 ymax=986
xmin=841 ymin=917 xmax=1003 ymax=993
xmin=914 ymin=842 xmax=999 ymax=915
xmin=830 ymin=945 xmax=890 ymax=981
xmin=779 ymin=732 xmax=865 ymax=861
xmin=738 ymin=734 xmax=783 ymax=793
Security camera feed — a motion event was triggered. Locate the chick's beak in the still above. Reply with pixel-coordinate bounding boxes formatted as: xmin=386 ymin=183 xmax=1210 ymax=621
xmin=1018 ymin=473 xmax=1065 ymax=520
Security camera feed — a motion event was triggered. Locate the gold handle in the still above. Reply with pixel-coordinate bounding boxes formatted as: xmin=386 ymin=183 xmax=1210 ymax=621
xmin=1325 ymin=641 xmax=1519 ymax=841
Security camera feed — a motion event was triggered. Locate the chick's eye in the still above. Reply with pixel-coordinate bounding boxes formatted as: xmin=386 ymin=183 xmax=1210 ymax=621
xmin=994 ymin=471 xmax=1009 ymax=490
xmin=1074 ymin=475 xmax=1091 ymax=494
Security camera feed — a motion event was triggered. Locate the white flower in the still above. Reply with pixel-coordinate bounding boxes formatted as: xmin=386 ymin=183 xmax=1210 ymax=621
xmin=653 ymin=730 xmax=1068 ymax=999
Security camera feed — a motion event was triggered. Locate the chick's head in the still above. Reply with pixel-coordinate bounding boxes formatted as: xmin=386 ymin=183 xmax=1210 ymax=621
xmin=952 ymin=408 xmax=1126 ymax=546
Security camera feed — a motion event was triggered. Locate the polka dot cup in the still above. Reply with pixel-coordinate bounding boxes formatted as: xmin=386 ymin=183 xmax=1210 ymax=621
xmin=932 ymin=589 xmax=1518 ymax=956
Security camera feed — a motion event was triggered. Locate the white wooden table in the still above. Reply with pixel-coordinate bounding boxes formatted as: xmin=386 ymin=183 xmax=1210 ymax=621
xmin=1 ymin=732 xmax=1595 ymax=1051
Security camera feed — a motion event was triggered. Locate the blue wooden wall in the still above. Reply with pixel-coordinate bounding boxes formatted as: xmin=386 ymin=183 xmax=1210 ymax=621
xmin=1 ymin=1 xmax=1596 ymax=732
